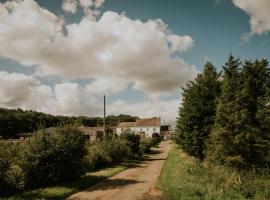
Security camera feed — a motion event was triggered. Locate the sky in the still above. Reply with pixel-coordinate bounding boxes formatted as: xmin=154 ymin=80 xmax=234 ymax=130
xmin=0 ymin=0 xmax=269 ymax=123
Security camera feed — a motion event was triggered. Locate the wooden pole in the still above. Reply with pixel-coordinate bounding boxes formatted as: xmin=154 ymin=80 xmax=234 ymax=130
xmin=103 ymin=95 xmax=106 ymax=136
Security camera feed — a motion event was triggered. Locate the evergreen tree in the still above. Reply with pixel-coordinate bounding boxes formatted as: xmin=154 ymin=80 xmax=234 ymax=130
xmin=207 ymin=56 xmax=270 ymax=167
xmin=176 ymin=62 xmax=220 ymax=159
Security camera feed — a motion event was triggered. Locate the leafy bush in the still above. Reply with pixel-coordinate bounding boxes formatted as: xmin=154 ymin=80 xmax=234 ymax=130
xmin=23 ymin=124 xmax=87 ymax=188
xmin=0 ymin=141 xmax=25 ymax=196
xmin=85 ymin=137 xmax=132 ymax=171
xmin=140 ymin=138 xmax=153 ymax=154
xmin=152 ymin=133 xmax=162 ymax=146
xmin=120 ymin=132 xmax=141 ymax=155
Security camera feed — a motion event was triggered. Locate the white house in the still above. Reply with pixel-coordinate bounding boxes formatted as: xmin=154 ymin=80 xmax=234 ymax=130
xmin=116 ymin=117 xmax=161 ymax=138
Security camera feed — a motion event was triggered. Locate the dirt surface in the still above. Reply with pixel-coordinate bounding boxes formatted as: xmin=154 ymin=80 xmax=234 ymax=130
xmin=67 ymin=141 xmax=172 ymax=200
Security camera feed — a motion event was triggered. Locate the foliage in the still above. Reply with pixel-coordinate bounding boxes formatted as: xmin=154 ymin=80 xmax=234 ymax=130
xmin=22 ymin=124 xmax=87 ymax=188
xmin=85 ymin=137 xmax=132 ymax=171
xmin=0 ymin=108 xmax=138 ymax=139
xmin=176 ymin=62 xmax=221 ymax=159
xmin=157 ymin=144 xmax=270 ymax=200
xmin=177 ymin=55 xmax=270 ymax=168
xmin=0 ymin=141 xmax=25 ymax=195
xmin=139 ymin=138 xmax=154 ymax=154
xmin=207 ymin=56 xmax=270 ymax=168
xmin=120 ymin=132 xmax=141 ymax=155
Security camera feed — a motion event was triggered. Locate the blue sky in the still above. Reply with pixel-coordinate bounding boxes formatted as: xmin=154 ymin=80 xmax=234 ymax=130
xmin=0 ymin=0 xmax=269 ymax=123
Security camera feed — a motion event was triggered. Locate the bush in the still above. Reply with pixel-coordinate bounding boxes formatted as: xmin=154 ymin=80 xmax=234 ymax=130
xmin=140 ymin=138 xmax=153 ymax=154
xmin=0 ymin=141 xmax=25 ymax=196
xmin=85 ymin=137 xmax=132 ymax=171
xmin=23 ymin=124 xmax=87 ymax=188
xmin=120 ymin=132 xmax=141 ymax=155
xmin=152 ymin=133 xmax=162 ymax=146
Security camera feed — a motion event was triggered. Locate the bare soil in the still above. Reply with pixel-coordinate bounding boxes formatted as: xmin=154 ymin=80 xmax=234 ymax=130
xmin=67 ymin=141 xmax=172 ymax=200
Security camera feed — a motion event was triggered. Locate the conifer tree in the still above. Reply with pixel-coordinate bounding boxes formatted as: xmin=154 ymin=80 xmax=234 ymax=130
xmin=207 ymin=56 xmax=270 ymax=167
xmin=176 ymin=62 xmax=220 ymax=159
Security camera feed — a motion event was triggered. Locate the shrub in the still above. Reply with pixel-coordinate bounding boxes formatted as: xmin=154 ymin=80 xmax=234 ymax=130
xmin=140 ymin=138 xmax=153 ymax=154
xmin=120 ymin=132 xmax=141 ymax=155
xmin=23 ymin=124 xmax=87 ymax=188
xmin=85 ymin=137 xmax=132 ymax=171
xmin=0 ymin=141 xmax=25 ymax=196
xmin=152 ymin=133 xmax=162 ymax=146
xmin=85 ymin=141 xmax=111 ymax=170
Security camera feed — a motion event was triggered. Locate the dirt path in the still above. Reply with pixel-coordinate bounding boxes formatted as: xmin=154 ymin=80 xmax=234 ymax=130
xmin=67 ymin=141 xmax=172 ymax=200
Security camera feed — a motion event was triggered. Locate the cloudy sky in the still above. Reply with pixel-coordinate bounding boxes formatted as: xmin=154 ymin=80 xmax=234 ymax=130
xmin=0 ymin=0 xmax=269 ymax=123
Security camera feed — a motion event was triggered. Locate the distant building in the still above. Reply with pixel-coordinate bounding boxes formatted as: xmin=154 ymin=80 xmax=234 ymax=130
xmin=78 ymin=126 xmax=104 ymax=141
xmin=116 ymin=117 xmax=161 ymax=138
xmin=160 ymin=125 xmax=174 ymax=140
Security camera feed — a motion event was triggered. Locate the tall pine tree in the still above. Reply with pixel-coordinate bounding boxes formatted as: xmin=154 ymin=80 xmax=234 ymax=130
xmin=176 ymin=62 xmax=220 ymax=159
xmin=207 ymin=56 xmax=270 ymax=167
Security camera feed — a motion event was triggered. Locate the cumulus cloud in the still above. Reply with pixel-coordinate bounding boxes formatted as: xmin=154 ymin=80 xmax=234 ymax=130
xmin=62 ymin=0 xmax=78 ymax=13
xmin=232 ymin=0 xmax=270 ymax=40
xmin=0 ymin=0 xmax=197 ymax=122
xmin=108 ymin=99 xmax=180 ymax=124
xmin=0 ymin=71 xmax=103 ymax=116
xmin=167 ymin=34 xmax=194 ymax=53
xmin=0 ymin=0 xmax=197 ymax=94
xmin=0 ymin=71 xmax=53 ymax=110
xmin=62 ymin=0 xmax=105 ymax=18
xmin=0 ymin=71 xmax=180 ymax=122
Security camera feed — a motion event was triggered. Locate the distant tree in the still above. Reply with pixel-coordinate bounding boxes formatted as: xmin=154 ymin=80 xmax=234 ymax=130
xmin=0 ymin=108 xmax=138 ymax=138
xmin=176 ymin=62 xmax=221 ymax=159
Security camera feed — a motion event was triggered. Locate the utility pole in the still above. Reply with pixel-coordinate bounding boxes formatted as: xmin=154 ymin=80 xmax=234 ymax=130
xmin=103 ymin=95 xmax=106 ymax=136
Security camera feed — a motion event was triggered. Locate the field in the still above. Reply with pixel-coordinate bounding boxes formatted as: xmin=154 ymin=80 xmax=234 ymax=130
xmin=157 ymin=144 xmax=270 ymax=200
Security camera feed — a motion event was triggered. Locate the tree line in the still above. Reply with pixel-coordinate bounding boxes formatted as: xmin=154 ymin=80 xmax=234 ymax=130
xmin=176 ymin=54 xmax=270 ymax=168
xmin=0 ymin=108 xmax=137 ymax=138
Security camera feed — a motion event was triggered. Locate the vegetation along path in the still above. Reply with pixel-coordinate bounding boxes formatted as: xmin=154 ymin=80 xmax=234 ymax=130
xmin=67 ymin=141 xmax=171 ymax=200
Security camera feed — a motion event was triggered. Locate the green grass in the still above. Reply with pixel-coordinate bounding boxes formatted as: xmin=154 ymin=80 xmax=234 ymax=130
xmin=5 ymin=159 xmax=142 ymax=200
xmin=157 ymin=143 xmax=270 ymax=200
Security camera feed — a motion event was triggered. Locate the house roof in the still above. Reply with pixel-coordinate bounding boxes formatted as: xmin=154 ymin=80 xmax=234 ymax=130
xmin=117 ymin=117 xmax=161 ymax=128
xmin=136 ymin=117 xmax=160 ymax=127
xmin=118 ymin=122 xmax=136 ymax=128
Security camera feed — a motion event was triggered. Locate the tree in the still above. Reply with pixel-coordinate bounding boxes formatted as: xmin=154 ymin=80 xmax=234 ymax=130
xmin=207 ymin=56 xmax=270 ymax=167
xmin=176 ymin=62 xmax=221 ymax=159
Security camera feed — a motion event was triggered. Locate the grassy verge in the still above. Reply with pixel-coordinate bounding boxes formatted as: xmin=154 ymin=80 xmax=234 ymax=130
xmin=157 ymin=143 xmax=270 ymax=200
xmin=6 ymin=159 xmax=142 ymax=200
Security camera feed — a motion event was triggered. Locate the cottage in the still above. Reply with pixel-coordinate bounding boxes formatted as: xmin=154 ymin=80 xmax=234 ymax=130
xmin=116 ymin=117 xmax=161 ymax=138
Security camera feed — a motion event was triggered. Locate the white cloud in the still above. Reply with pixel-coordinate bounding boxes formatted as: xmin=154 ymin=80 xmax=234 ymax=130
xmin=0 ymin=0 xmax=197 ymax=122
xmin=0 ymin=71 xmax=102 ymax=116
xmin=62 ymin=0 xmax=78 ymax=14
xmin=232 ymin=0 xmax=270 ymax=39
xmin=85 ymin=78 xmax=128 ymax=96
xmin=62 ymin=0 xmax=106 ymax=19
xmin=167 ymin=34 xmax=194 ymax=53
xmin=0 ymin=0 xmax=197 ymax=94
xmin=0 ymin=71 xmax=179 ymax=122
xmin=0 ymin=71 xmax=53 ymax=111
xmin=108 ymin=99 xmax=180 ymax=124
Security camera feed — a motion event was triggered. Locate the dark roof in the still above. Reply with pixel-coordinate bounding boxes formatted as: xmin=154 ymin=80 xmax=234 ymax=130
xmin=136 ymin=117 xmax=160 ymax=127
xmin=117 ymin=117 xmax=161 ymax=128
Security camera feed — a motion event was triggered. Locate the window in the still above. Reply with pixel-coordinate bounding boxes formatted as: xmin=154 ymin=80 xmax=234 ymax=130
xmin=153 ymin=128 xmax=155 ymax=131
xmin=146 ymin=128 xmax=149 ymax=131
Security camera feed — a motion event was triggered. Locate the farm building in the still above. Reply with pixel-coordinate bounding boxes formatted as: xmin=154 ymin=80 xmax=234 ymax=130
xmin=116 ymin=117 xmax=161 ymax=138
